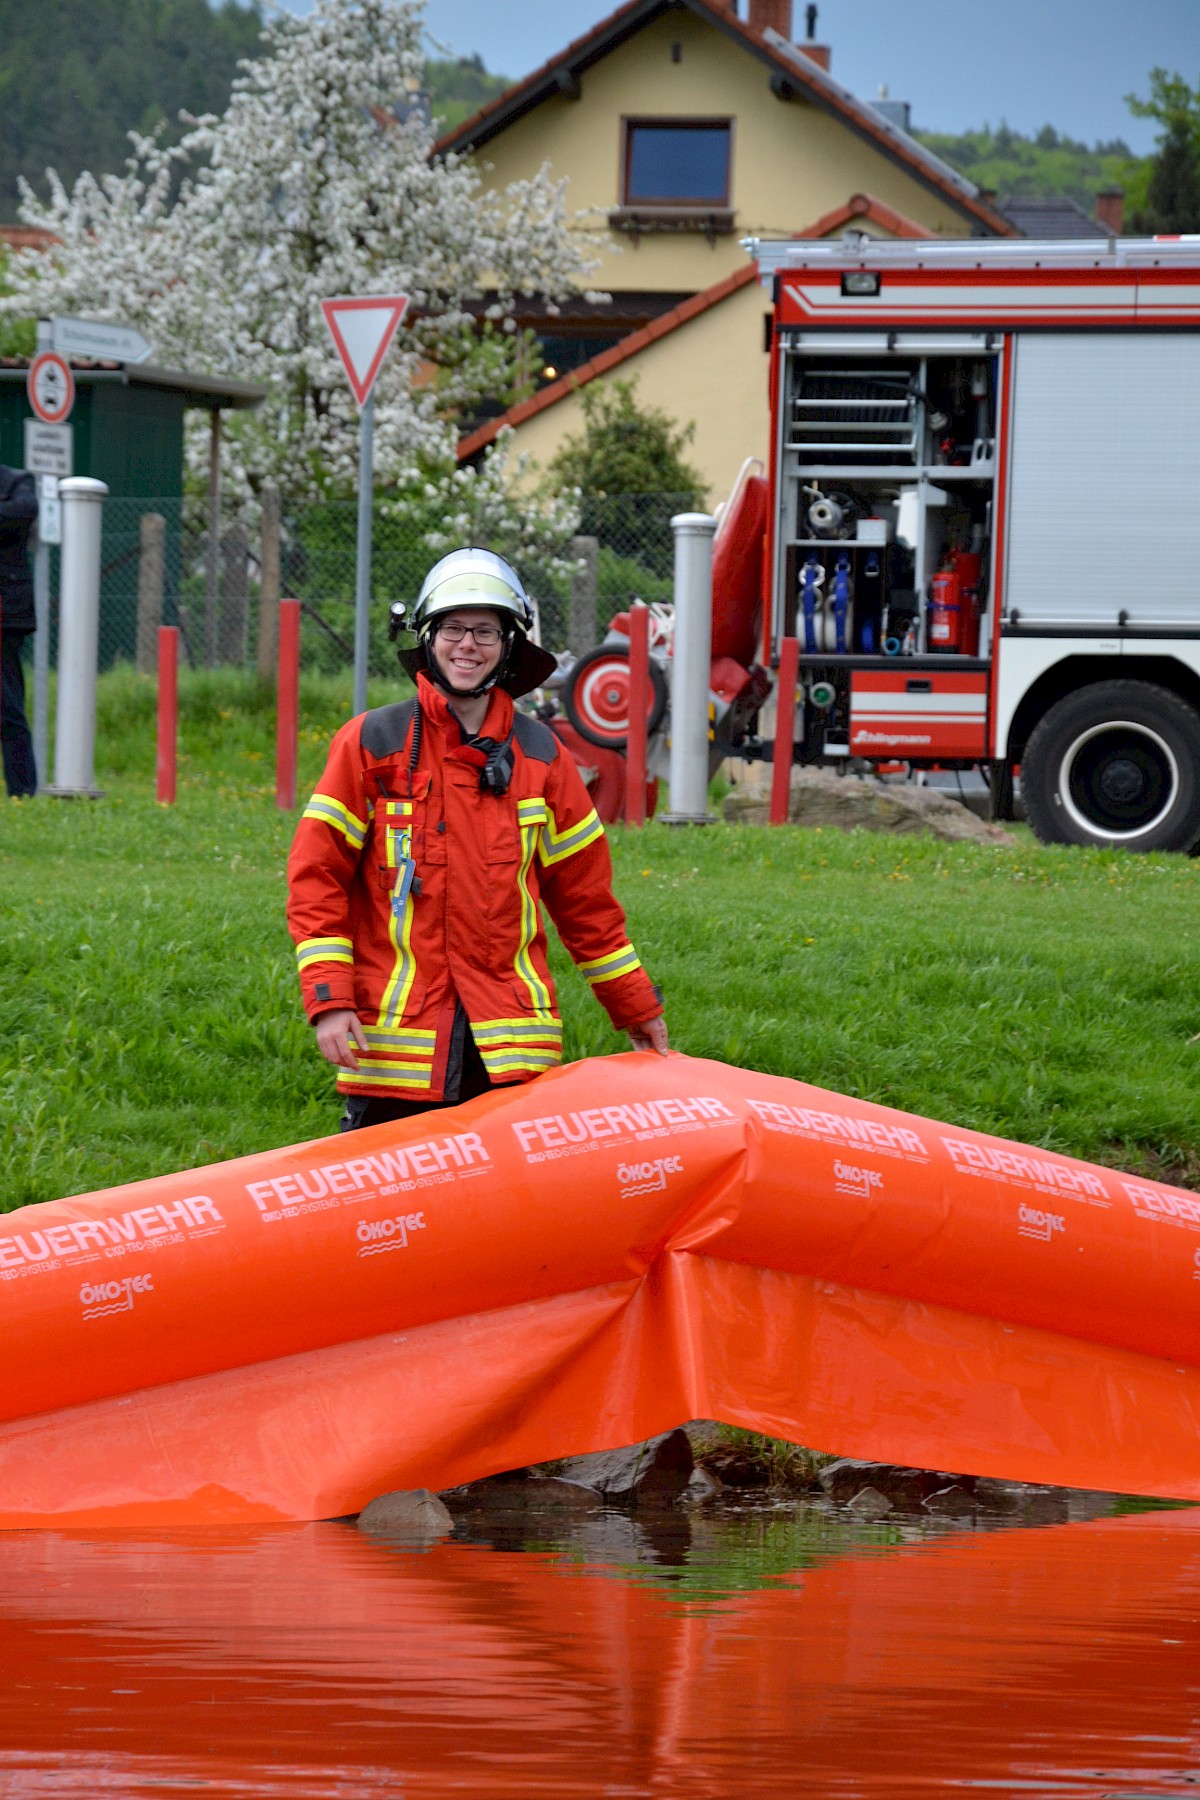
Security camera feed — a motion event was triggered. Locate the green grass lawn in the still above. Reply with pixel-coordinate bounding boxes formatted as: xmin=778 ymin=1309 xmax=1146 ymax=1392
xmin=3 ymin=667 xmax=1199 ymax=1209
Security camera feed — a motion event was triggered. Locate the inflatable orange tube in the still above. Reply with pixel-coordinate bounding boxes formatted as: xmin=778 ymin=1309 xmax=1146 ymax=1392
xmin=1 ymin=1052 xmax=1198 ymax=1526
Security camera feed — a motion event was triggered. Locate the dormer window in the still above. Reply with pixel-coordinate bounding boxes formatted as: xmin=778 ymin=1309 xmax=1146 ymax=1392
xmin=623 ymin=119 xmax=732 ymax=206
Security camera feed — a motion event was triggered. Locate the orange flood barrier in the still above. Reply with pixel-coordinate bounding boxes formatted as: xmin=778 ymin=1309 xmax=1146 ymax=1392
xmin=2 ymin=1051 xmax=1200 ymax=1526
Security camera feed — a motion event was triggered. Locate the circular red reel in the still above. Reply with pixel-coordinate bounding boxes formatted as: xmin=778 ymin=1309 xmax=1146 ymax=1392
xmin=564 ymin=645 xmax=667 ymax=752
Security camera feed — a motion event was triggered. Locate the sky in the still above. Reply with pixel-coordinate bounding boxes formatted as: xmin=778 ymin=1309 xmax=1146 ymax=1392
xmin=279 ymin=0 xmax=1199 ymax=155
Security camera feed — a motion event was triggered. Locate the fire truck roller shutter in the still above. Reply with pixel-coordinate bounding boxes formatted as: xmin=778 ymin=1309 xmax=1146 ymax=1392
xmin=1021 ymin=680 xmax=1200 ymax=853
xmin=1005 ymin=335 xmax=1200 ymax=631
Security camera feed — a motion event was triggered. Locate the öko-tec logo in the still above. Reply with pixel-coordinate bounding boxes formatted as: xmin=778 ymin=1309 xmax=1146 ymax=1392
xmin=79 ymin=1273 xmax=154 ymax=1320
xmin=356 ymin=1212 xmax=426 ymax=1257
xmin=834 ymin=1160 xmax=884 ymax=1200
xmin=618 ymin=1155 xmax=682 ymax=1199
xmin=1018 ymin=1204 xmax=1065 ymax=1243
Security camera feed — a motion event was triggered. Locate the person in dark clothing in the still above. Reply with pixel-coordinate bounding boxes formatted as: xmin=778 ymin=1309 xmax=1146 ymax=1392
xmin=0 ymin=465 xmax=38 ymax=798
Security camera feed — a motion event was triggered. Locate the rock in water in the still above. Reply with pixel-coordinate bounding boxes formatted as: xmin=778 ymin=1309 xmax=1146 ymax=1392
xmin=724 ymin=766 xmax=1016 ymax=845
xmin=846 ymin=1485 xmax=892 ymax=1519
xmin=356 ymin=1488 xmax=454 ymax=1539
xmin=818 ymin=1459 xmax=973 ymax=1509
xmin=556 ymin=1429 xmax=694 ymax=1506
xmin=442 ymin=1474 xmax=602 ymax=1513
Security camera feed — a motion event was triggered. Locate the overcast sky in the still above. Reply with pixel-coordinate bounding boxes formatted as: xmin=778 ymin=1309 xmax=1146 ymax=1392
xmin=276 ymin=0 xmax=1198 ymax=155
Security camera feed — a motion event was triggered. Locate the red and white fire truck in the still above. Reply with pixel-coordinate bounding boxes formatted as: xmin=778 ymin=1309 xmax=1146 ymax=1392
xmin=745 ymin=234 xmax=1200 ymax=851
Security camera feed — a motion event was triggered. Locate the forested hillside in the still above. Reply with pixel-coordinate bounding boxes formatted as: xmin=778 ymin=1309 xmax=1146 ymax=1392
xmin=0 ymin=3 xmax=1164 ymax=228
xmin=0 ymin=0 xmax=263 ymax=213
xmin=915 ymin=124 xmax=1150 ymax=218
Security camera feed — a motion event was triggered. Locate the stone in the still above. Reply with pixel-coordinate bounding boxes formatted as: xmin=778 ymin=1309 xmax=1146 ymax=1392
xmin=845 ymin=1485 xmax=892 ymax=1519
xmin=922 ymin=1485 xmax=976 ymax=1517
xmin=818 ymin=1459 xmax=971 ymax=1509
xmin=683 ymin=1467 xmax=723 ymax=1504
xmin=971 ymin=1478 xmax=1023 ymax=1514
xmin=818 ymin=1460 xmax=976 ymax=1508
xmin=698 ymin=1445 xmax=770 ymax=1489
xmin=556 ymin=1429 xmax=695 ymax=1507
xmin=356 ymin=1488 xmax=453 ymax=1539
xmin=723 ymin=766 xmax=1016 ymax=845
xmin=447 ymin=1474 xmax=605 ymax=1513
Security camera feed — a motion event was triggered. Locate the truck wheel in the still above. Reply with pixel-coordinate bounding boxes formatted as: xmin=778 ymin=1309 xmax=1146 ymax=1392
xmin=564 ymin=645 xmax=668 ymax=752
xmin=1022 ymin=681 xmax=1200 ymax=852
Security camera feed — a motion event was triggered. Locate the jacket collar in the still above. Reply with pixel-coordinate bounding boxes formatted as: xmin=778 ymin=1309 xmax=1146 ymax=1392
xmin=416 ymin=672 xmax=514 ymax=744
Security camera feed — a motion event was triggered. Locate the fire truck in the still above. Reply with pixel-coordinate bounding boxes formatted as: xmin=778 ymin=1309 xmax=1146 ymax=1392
xmin=744 ymin=235 xmax=1200 ymax=851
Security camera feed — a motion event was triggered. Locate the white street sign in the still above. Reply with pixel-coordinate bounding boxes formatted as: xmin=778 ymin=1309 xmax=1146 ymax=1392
xmin=24 ymin=419 xmax=73 ymax=477
xmin=321 ymin=294 xmax=409 ymax=406
xmin=27 ymin=352 xmax=75 ymax=424
xmin=38 ymin=474 xmax=61 ymax=546
xmin=50 ymin=315 xmax=153 ymax=365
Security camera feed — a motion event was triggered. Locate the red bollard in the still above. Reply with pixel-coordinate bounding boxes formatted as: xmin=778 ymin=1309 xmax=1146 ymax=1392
xmin=155 ymin=626 xmax=178 ymax=805
xmin=276 ymin=598 xmax=300 ymax=812
xmin=625 ymin=601 xmax=649 ymax=828
xmin=769 ymin=636 xmax=799 ymax=826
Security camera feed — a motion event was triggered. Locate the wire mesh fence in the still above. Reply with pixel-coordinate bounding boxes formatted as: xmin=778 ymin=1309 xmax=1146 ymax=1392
xmin=79 ymin=492 xmax=700 ymax=679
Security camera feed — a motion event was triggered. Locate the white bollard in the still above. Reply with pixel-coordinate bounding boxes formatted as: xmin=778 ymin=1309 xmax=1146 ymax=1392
xmin=50 ymin=477 xmax=108 ymax=798
xmin=664 ymin=511 xmax=717 ymax=824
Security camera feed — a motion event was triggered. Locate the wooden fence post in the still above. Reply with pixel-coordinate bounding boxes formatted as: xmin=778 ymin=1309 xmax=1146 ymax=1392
xmin=136 ymin=512 xmax=165 ymax=675
xmin=256 ymin=484 xmax=281 ymax=680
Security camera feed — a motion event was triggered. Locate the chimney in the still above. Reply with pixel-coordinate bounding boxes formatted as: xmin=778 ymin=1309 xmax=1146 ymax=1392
xmin=1095 ymin=188 xmax=1124 ymax=236
xmin=748 ymin=0 xmax=794 ymax=36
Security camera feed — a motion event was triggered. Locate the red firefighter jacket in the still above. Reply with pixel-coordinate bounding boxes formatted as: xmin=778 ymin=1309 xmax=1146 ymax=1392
xmin=287 ymin=674 xmax=662 ymax=1101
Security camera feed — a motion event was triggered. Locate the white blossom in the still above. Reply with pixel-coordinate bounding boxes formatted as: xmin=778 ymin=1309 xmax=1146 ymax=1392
xmin=2 ymin=0 xmax=593 ymax=539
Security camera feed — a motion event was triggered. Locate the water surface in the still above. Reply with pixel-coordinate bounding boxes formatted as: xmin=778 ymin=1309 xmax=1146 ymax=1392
xmin=1 ymin=1499 xmax=1198 ymax=1797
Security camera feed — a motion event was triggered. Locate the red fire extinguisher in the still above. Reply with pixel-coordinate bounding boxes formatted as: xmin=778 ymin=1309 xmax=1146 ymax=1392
xmin=928 ymin=552 xmax=982 ymax=654
xmin=928 ymin=566 xmax=962 ymax=650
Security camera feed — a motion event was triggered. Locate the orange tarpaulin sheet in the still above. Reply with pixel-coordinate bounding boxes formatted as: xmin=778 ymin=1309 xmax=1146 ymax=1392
xmin=1 ymin=1051 xmax=1198 ymax=1526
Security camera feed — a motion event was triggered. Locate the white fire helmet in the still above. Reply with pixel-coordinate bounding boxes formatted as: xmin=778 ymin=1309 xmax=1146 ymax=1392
xmin=391 ymin=547 xmax=556 ymax=698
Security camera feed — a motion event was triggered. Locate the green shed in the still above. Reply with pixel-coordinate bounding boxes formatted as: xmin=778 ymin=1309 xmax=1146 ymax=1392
xmin=0 ymin=357 xmax=264 ymax=666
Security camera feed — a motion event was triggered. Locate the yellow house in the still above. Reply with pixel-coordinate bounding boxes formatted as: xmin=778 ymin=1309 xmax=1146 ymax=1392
xmin=441 ymin=0 xmax=1014 ymax=501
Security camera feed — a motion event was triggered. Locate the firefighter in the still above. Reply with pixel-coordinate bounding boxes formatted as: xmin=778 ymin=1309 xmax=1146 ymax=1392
xmin=287 ymin=547 xmax=668 ymax=1130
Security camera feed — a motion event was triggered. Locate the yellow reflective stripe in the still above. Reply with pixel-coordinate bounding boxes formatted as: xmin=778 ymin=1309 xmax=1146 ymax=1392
xmin=513 ymin=820 xmax=553 ymax=1015
xmin=517 ymin=799 xmax=549 ymax=822
xmin=378 ymin=872 xmax=418 ymax=1028
xmin=355 ymin=1057 xmax=437 ymax=1076
xmin=363 ymin=1024 xmax=436 ymax=1047
xmin=539 ymin=806 xmax=604 ymax=867
xmin=579 ymin=944 xmax=643 ymax=985
xmin=382 ymin=801 xmax=413 ymax=817
xmin=477 ymin=1048 xmax=563 ymax=1074
xmin=338 ymin=1067 xmax=433 ymax=1091
xmin=296 ymin=936 xmax=354 ymax=967
xmin=303 ymin=793 xmax=368 ymax=849
xmin=473 ymin=1020 xmax=562 ymax=1043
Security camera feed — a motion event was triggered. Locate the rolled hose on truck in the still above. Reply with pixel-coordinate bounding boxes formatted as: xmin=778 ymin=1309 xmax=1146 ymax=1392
xmin=2 ymin=1052 xmax=1199 ymax=1527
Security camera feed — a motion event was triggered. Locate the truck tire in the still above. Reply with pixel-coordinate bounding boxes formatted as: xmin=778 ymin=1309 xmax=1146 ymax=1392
xmin=1022 ymin=681 xmax=1200 ymax=853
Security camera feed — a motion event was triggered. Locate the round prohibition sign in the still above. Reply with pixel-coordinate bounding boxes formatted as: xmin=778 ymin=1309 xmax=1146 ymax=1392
xmin=27 ymin=351 xmax=75 ymax=425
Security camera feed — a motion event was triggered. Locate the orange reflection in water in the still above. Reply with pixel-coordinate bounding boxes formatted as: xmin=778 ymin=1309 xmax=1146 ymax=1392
xmin=0 ymin=1509 xmax=1198 ymax=1797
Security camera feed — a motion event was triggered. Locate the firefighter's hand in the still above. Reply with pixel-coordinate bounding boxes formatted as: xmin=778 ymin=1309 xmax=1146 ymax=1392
xmin=627 ymin=1015 xmax=669 ymax=1056
xmin=315 ymin=1009 xmax=368 ymax=1072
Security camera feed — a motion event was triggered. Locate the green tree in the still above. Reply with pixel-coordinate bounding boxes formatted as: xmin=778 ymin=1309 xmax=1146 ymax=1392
xmin=547 ymin=377 xmax=706 ymax=580
xmin=548 ymin=377 xmax=705 ymax=502
xmin=1126 ymin=69 xmax=1200 ymax=233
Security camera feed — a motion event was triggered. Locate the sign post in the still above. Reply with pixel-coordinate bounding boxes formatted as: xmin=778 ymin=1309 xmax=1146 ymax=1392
xmin=26 ymin=323 xmax=77 ymax=790
xmin=320 ymin=295 xmax=409 ymax=717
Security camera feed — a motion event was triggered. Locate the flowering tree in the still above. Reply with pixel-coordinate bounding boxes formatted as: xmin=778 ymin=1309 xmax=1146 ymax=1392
xmin=2 ymin=0 xmax=590 ymax=548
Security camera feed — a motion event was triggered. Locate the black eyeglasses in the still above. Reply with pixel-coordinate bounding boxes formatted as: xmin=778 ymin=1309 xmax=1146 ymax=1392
xmin=436 ymin=621 xmax=504 ymax=646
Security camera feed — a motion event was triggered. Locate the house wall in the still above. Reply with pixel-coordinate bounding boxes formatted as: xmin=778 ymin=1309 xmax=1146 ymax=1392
xmin=499 ymin=275 xmax=772 ymax=502
xmin=471 ymin=9 xmax=977 ymax=297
